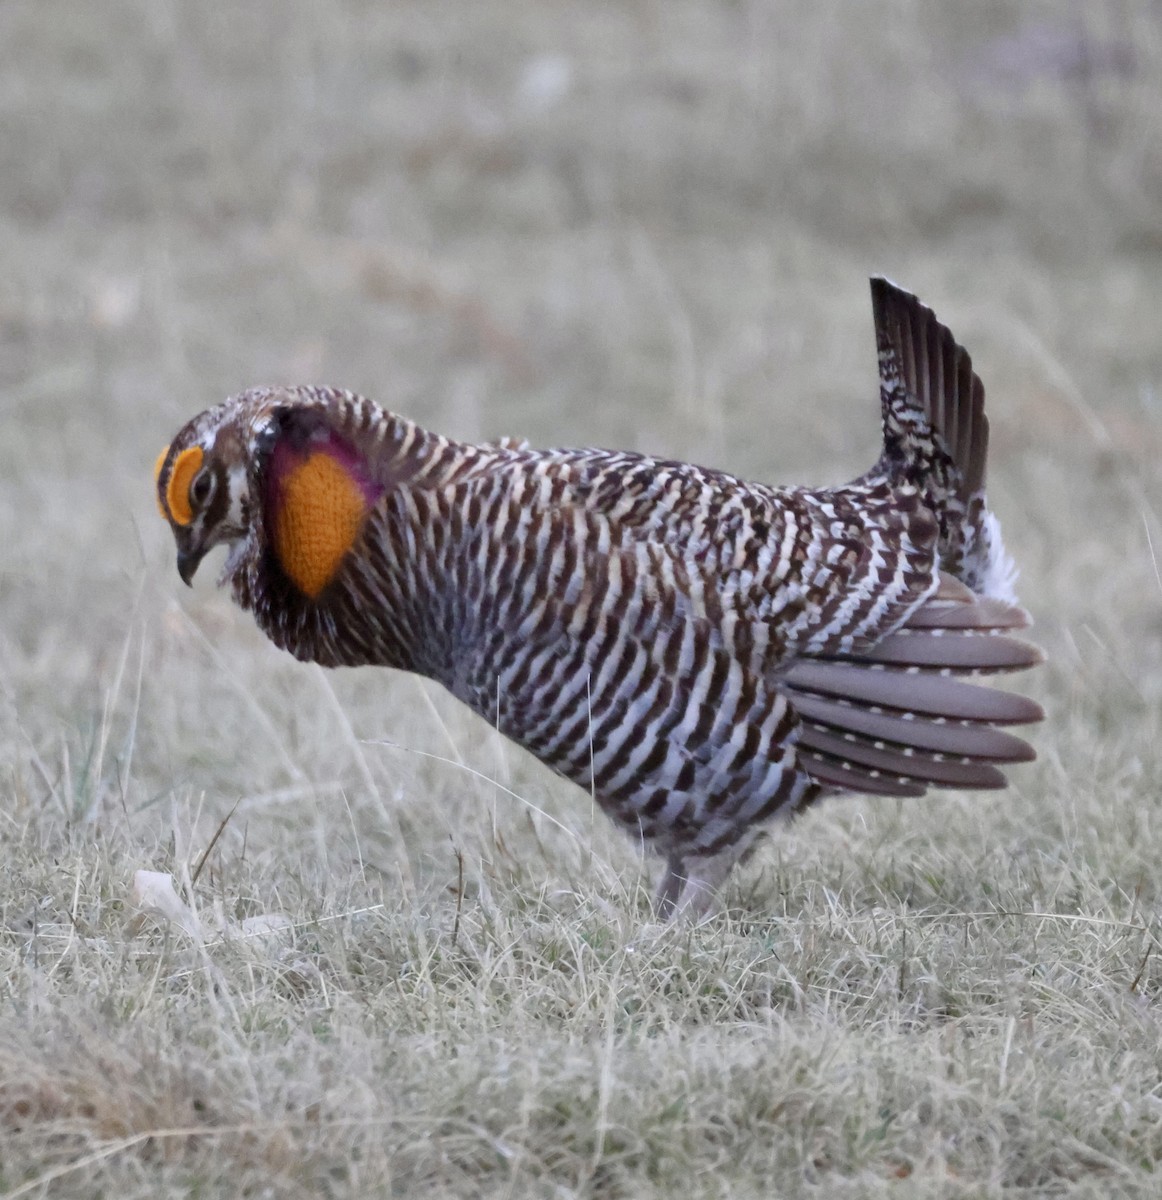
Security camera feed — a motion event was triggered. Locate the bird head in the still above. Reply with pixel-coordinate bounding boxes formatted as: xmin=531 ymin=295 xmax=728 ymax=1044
xmin=155 ymin=386 xmax=392 ymax=597
xmin=154 ymin=395 xmax=272 ymax=587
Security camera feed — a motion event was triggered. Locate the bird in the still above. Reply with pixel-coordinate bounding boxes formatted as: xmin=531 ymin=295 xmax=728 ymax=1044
xmin=154 ymin=277 xmax=1043 ymax=918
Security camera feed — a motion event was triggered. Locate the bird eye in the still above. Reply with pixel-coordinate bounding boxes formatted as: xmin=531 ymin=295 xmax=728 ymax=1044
xmin=190 ymin=469 xmax=213 ymax=507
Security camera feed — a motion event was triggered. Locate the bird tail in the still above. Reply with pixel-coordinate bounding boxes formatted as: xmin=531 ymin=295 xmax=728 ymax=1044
xmin=863 ymin=276 xmax=1018 ymax=603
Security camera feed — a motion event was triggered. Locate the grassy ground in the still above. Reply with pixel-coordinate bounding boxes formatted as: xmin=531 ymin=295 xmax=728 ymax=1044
xmin=3 ymin=0 xmax=1162 ymax=1195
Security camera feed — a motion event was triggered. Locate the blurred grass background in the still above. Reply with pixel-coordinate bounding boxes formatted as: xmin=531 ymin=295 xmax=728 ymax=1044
xmin=3 ymin=1 xmax=1162 ymax=1195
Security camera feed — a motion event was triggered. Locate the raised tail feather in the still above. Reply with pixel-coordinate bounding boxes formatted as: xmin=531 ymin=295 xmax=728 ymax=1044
xmin=867 ymin=276 xmax=1017 ymax=603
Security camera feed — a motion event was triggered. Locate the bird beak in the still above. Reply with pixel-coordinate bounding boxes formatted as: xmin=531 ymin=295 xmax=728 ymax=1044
xmin=176 ymin=543 xmax=207 ymax=587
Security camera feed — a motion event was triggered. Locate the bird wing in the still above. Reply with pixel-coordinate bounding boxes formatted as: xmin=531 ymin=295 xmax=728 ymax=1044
xmin=779 ymin=571 xmax=1043 ymax=796
xmin=493 ymin=461 xmax=1043 ymax=800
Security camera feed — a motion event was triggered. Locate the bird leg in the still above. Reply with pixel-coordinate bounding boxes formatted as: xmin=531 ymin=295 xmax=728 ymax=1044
xmin=653 ymin=844 xmax=750 ymax=921
xmin=653 ymin=856 xmax=687 ymax=919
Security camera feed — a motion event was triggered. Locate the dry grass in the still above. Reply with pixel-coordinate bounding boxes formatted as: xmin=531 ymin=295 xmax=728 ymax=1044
xmin=3 ymin=0 xmax=1162 ymax=1195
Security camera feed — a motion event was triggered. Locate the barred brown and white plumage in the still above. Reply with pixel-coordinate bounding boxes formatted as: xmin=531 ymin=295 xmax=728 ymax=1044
xmin=155 ymin=278 xmax=1043 ymax=917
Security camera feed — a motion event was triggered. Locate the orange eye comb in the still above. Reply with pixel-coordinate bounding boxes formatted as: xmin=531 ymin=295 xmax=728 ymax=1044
xmin=153 ymin=448 xmax=169 ymax=518
xmin=164 ymin=446 xmax=204 ymax=526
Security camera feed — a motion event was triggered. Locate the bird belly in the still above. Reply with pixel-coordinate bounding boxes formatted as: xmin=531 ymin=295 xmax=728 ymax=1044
xmin=451 ymin=610 xmax=815 ymax=859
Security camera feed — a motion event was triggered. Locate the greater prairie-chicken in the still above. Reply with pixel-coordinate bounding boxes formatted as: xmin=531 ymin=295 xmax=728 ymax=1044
xmin=156 ymin=278 xmax=1043 ymax=916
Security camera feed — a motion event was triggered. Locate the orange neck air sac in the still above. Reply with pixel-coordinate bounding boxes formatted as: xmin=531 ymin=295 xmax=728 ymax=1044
xmin=266 ymin=433 xmax=383 ymax=599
